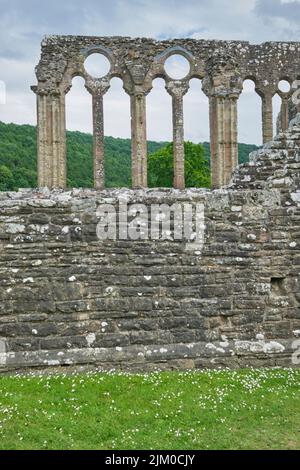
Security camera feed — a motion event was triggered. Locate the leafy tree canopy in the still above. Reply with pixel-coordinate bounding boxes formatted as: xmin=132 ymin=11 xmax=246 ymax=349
xmin=148 ymin=141 xmax=211 ymax=188
xmin=0 ymin=121 xmax=258 ymax=191
xmin=0 ymin=164 xmax=14 ymax=191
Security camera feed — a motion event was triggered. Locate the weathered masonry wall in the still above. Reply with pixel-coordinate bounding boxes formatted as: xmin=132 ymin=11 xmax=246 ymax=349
xmin=0 ymin=117 xmax=300 ymax=372
xmin=32 ymin=36 xmax=300 ymax=190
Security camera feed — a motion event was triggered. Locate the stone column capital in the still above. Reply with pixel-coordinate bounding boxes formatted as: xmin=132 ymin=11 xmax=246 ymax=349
xmin=124 ymin=84 xmax=151 ymax=98
xmin=202 ymin=72 xmax=243 ymax=99
xmin=255 ymin=84 xmax=277 ymax=100
xmin=85 ymin=79 xmax=110 ymax=96
xmin=202 ymin=81 xmax=242 ymax=100
xmin=165 ymin=80 xmax=189 ymax=98
xmin=31 ymin=83 xmax=62 ymax=97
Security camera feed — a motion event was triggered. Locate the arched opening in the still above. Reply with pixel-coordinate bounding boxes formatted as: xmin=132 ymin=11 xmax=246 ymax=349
xmin=275 ymin=79 xmax=292 ymax=133
xmin=272 ymin=93 xmax=282 ymax=137
xmin=65 ymin=76 xmax=93 ymax=188
xmin=184 ymin=77 xmax=210 ymax=188
xmin=184 ymin=78 xmax=209 ymax=143
xmin=238 ymin=79 xmax=262 ymax=162
xmin=104 ymin=77 xmax=131 ymax=188
xmin=147 ymin=77 xmax=172 ymax=187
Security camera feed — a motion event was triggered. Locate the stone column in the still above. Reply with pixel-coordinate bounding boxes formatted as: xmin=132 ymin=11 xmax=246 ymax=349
xmin=208 ymin=93 xmax=239 ymax=189
xmin=92 ymin=92 xmax=105 ymax=190
xmin=166 ymin=82 xmax=189 ymax=190
xmin=261 ymin=93 xmax=273 ymax=144
xmin=130 ymin=92 xmax=148 ymax=188
xmin=33 ymin=88 xmax=67 ymax=188
xmin=86 ymin=81 xmax=110 ymax=190
xmin=280 ymin=96 xmax=290 ymax=132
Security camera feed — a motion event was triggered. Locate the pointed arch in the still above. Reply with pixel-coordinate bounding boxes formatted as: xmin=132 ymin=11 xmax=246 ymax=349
xmin=65 ymin=76 xmax=93 ymax=188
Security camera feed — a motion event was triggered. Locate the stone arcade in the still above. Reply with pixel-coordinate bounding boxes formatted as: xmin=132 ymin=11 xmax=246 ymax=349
xmin=31 ymin=36 xmax=300 ymax=190
xmin=0 ymin=36 xmax=300 ymax=372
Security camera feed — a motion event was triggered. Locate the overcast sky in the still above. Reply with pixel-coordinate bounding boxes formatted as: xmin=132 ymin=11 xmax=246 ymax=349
xmin=0 ymin=0 xmax=299 ymax=144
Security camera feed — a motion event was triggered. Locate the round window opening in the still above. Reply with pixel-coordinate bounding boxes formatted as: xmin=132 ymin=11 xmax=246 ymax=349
xmin=278 ymin=80 xmax=291 ymax=93
xmin=242 ymin=79 xmax=256 ymax=93
xmin=84 ymin=53 xmax=111 ymax=78
xmin=164 ymin=54 xmax=190 ymax=80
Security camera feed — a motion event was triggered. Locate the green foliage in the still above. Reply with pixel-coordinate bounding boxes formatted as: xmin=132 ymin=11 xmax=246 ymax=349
xmin=0 ymin=165 xmax=14 ymax=191
xmin=148 ymin=141 xmax=211 ymax=188
xmin=0 ymin=121 xmax=259 ymax=191
xmin=201 ymin=141 xmax=259 ymax=165
xmin=0 ymin=122 xmax=37 ymax=190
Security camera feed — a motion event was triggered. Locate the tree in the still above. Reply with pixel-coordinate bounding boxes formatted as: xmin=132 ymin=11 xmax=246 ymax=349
xmin=0 ymin=121 xmax=257 ymax=191
xmin=0 ymin=165 xmax=15 ymax=191
xmin=148 ymin=141 xmax=211 ymax=188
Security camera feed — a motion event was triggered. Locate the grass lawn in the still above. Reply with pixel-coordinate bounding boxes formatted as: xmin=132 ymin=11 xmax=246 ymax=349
xmin=0 ymin=368 xmax=299 ymax=450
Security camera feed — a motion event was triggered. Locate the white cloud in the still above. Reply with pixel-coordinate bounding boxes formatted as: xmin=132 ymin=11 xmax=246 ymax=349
xmin=0 ymin=0 xmax=298 ymax=144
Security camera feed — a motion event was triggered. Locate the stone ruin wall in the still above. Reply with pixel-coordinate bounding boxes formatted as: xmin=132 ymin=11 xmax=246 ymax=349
xmin=0 ymin=115 xmax=300 ymax=372
xmin=32 ymin=36 xmax=300 ymax=191
xmin=0 ymin=37 xmax=300 ymax=372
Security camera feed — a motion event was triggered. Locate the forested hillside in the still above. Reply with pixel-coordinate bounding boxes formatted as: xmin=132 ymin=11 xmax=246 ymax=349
xmin=0 ymin=121 xmax=258 ymax=190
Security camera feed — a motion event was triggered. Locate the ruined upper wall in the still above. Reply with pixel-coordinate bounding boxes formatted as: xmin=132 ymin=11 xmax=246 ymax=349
xmin=32 ymin=35 xmax=300 ymax=191
xmin=35 ymin=35 xmax=300 ymax=97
